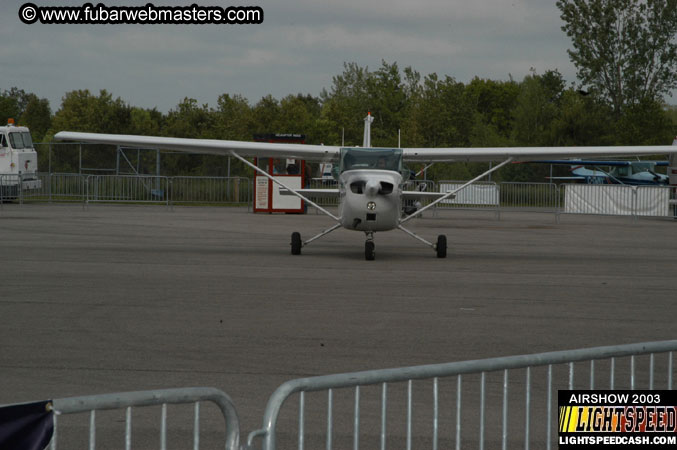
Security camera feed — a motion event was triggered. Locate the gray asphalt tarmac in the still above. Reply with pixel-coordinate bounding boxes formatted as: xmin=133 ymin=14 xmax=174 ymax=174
xmin=1 ymin=204 xmax=675 ymax=448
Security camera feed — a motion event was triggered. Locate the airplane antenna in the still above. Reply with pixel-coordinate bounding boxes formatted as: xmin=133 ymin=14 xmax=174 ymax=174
xmin=363 ymin=112 xmax=373 ymax=148
xmin=398 ymin=129 xmax=401 ymax=148
xmin=342 ymin=127 xmax=344 ymax=146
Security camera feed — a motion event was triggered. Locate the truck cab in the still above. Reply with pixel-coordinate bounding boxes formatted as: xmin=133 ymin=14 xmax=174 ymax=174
xmin=0 ymin=119 xmax=42 ymax=196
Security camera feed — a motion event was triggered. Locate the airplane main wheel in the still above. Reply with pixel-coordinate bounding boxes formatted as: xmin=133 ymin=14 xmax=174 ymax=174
xmin=365 ymin=241 xmax=375 ymax=261
xmin=436 ymin=235 xmax=447 ymax=258
xmin=291 ymin=232 xmax=302 ymax=255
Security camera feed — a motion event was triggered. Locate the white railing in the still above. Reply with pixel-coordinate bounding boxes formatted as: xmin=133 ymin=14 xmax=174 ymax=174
xmin=50 ymin=387 xmax=240 ymax=450
xmin=4 ymin=341 xmax=675 ymax=450
xmin=247 ymin=340 xmax=677 ymax=450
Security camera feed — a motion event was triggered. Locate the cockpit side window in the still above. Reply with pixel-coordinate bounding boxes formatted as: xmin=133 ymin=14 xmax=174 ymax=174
xmin=616 ymin=166 xmax=630 ymax=177
xmin=0 ymin=134 xmax=6 ymax=148
xmin=632 ymin=163 xmax=652 ymax=174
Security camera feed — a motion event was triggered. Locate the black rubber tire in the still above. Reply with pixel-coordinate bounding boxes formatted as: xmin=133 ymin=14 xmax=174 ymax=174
xmin=365 ymin=241 xmax=375 ymax=261
xmin=291 ymin=232 xmax=302 ymax=255
xmin=436 ymin=235 xmax=447 ymax=258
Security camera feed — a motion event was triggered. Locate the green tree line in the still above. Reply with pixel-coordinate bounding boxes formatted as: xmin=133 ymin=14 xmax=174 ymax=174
xmin=1 ymin=61 xmax=676 ymax=181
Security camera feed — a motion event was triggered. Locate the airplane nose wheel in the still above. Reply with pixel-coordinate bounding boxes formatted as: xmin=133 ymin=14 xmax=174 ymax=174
xmin=291 ymin=232 xmax=302 ymax=255
xmin=365 ymin=232 xmax=375 ymax=260
xmin=365 ymin=241 xmax=375 ymax=260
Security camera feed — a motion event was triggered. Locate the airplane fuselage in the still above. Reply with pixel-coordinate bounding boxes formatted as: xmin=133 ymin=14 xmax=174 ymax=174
xmin=335 ymin=147 xmax=407 ymax=233
xmin=338 ymin=169 xmax=403 ymax=232
xmin=571 ymin=166 xmax=669 ymax=185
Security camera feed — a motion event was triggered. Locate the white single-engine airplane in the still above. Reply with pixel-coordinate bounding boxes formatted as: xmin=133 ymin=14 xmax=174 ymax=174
xmin=55 ymin=115 xmax=677 ymax=260
xmin=536 ymin=159 xmax=670 ymax=185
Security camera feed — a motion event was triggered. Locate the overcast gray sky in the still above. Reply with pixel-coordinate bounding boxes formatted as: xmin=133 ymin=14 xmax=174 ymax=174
xmin=3 ymin=0 xmax=672 ymax=113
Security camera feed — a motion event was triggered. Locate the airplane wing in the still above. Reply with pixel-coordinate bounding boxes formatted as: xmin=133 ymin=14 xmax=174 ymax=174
xmin=527 ymin=159 xmax=671 ymax=167
xmin=54 ymin=132 xmax=677 ymax=163
xmin=528 ymin=159 xmax=633 ymax=166
xmin=401 ymin=146 xmax=677 ymax=162
xmin=53 ymin=132 xmax=340 ymax=162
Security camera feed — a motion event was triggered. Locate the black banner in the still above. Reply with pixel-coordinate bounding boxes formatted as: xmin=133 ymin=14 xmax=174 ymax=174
xmin=0 ymin=400 xmax=54 ymax=450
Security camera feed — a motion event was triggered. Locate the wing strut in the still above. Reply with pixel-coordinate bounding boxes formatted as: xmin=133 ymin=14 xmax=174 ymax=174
xmin=397 ymin=225 xmax=434 ymax=248
xmin=303 ymin=223 xmax=342 ymax=247
xmin=230 ymin=151 xmax=340 ymax=222
xmin=399 ymin=157 xmax=513 ymax=225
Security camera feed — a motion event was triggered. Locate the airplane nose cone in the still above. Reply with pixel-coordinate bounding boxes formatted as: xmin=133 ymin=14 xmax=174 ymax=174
xmin=365 ymin=179 xmax=380 ymax=197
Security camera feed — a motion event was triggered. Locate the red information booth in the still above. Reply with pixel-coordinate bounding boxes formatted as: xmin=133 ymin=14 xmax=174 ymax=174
xmin=253 ymin=134 xmax=307 ymax=213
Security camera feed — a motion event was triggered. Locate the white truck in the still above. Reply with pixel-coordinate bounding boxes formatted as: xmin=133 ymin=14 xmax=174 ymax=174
xmin=0 ymin=119 xmax=42 ymax=198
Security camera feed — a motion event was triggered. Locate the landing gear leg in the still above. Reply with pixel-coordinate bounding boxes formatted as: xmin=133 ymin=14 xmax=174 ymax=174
xmin=364 ymin=231 xmax=375 ymax=261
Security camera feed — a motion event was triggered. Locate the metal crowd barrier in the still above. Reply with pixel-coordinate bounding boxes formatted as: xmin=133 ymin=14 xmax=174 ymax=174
xmin=30 ymin=173 xmax=86 ymax=202
xmin=170 ymin=176 xmax=252 ymax=206
xmin=49 ymin=387 xmax=240 ymax=450
xmin=434 ymin=181 xmax=561 ymax=220
xmin=86 ymin=175 xmax=170 ymax=205
xmin=1 ymin=173 xmax=85 ymax=204
xmin=4 ymin=341 xmax=676 ymax=450
xmin=498 ymin=182 xmax=561 ymax=221
xmin=307 ymin=178 xmax=339 ymax=207
xmin=403 ymin=180 xmax=437 ymax=193
xmin=432 ymin=182 xmax=674 ymax=221
xmin=245 ymin=340 xmax=677 ymax=450
xmin=563 ymin=184 xmax=673 ymax=218
xmin=435 ymin=180 xmax=500 ymax=220
xmin=2 ymin=173 xmax=675 ymax=220
xmin=499 ymin=182 xmax=561 ymax=211
xmin=402 ymin=180 xmax=438 ymax=213
xmin=0 ymin=174 xmax=253 ymax=207
xmin=0 ymin=173 xmax=21 ymax=205
xmin=438 ymin=180 xmax=499 ymax=209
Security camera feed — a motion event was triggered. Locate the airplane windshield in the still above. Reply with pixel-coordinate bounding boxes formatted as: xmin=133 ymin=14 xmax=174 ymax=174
xmin=340 ymin=148 xmax=402 ymax=172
